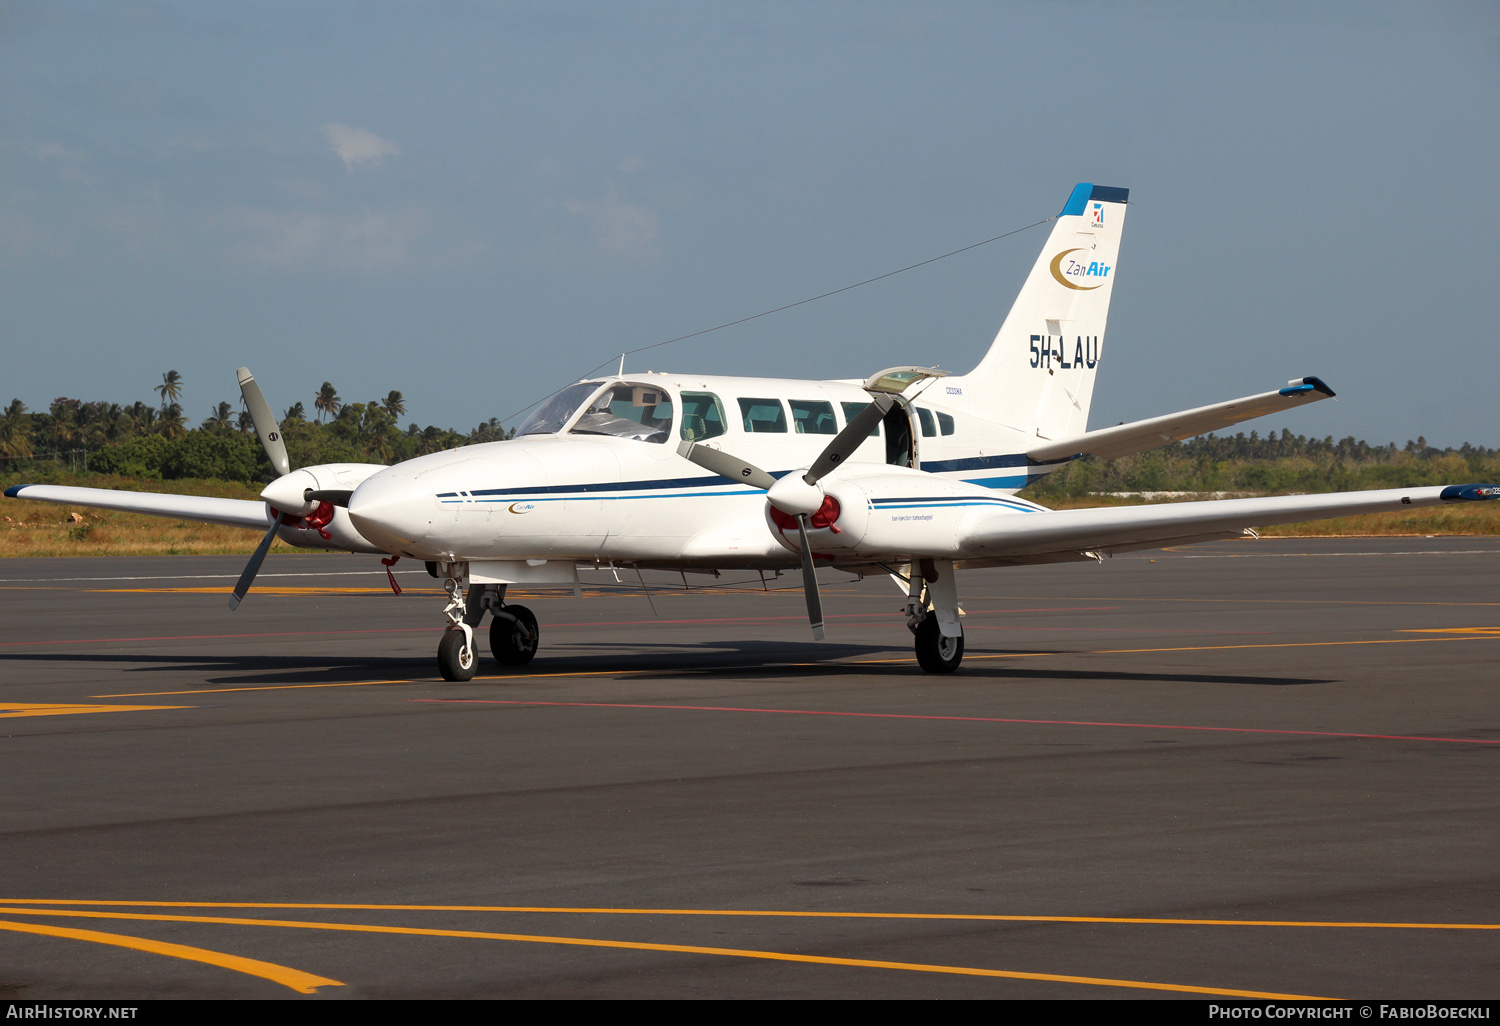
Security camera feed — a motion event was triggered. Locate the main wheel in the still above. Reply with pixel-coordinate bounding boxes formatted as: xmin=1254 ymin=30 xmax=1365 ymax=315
xmin=914 ymin=616 xmax=963 ymax=673
xmin=438 ymin=628 xmax=477 ymax=682
xmin=489 ymin=604 xmax=539 ymax=666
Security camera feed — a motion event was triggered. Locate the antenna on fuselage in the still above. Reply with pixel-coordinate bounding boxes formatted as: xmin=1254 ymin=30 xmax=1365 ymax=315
xmin=617 ymin=353 xmax=625 ymax=376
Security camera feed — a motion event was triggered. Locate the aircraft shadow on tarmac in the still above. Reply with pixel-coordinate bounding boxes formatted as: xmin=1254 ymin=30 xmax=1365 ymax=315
xmin=0 ymin=640 xmax=1335 ymax=688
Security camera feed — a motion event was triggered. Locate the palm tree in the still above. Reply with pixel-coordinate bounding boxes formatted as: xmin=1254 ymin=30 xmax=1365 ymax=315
xmin=155 ymin=370 xmax=184 ymax=410
xmin=0 ymin=400 xmax=33 ymax=460
xmin=203 ymin=402 xmax=234 ymax=433
xmin=314 ymin=382 xmax=341 ymax=424
xmin=283 ymin=401 xmax=306 ymax=422
xmin=381 ymin=390 xmax=406 ymax=420
xmin=158 ymin=402 xmax=187 ymax=440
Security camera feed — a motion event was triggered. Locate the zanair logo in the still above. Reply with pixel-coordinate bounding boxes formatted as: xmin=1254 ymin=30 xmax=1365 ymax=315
xmin=1049 ymin=248 xmax=1111 ymax=291
xmin=508 ymin=502 xmax=536 ymax=514
xmin=1090 ymin=202 xmax=1104 ymax=228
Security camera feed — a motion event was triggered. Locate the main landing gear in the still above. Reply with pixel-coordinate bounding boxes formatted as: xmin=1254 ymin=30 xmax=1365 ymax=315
xmin=435 ymin=563 xmax=540 ymax=682
xmin=904 ymin=558 xmax=964 ymax=673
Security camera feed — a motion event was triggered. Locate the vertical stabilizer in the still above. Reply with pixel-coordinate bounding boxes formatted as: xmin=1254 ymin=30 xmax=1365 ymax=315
xmin=963 ymin=183 xmax=1128 ymax=441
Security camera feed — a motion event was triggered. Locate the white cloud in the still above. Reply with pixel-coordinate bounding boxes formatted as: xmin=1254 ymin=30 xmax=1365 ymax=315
xmin=321 ymin=124 xmax=400 ymax=172
xmin=226 ymin=207 xmax=426 ymax=273
xmin=564 ymin=192 xmax=661 ymax=261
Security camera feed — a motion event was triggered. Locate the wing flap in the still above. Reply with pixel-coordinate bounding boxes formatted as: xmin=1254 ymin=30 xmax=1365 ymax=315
xmin=965 ymin=485 xmax=1484 ymax=557
xmin=4 ymin=484 xmax=271 ymax=530
xmin=1026 ymin=377 xmax=1335 ymax=462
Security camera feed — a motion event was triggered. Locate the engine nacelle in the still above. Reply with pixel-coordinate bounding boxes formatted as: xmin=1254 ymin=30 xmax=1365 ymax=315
xmin=264 ymin=462 xmax=390 ymax=554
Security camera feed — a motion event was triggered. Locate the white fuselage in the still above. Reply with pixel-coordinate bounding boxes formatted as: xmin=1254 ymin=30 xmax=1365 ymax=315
xmin=342 ymin=371 xmax=1055 ymax=569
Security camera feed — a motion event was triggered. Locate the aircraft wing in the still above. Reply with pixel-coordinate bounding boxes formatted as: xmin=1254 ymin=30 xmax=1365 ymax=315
xmin=4 ymin=484 xmax=270 ymax=530
xmin=963 ymin=484 xmax=1497 ymax=558
xmin=1026 ymin=376 xmax=1336 ymax=462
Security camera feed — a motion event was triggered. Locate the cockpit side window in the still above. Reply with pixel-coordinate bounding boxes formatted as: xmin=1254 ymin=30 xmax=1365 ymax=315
xmin=570 ymin=384 xmax=674 ymax=443
xmin=679 ymin=392 xmax=727 ymax=441
xmin=789 ymin=400 xmax=837 ymax=435
xmin=516 ymin=381 xmax=605 ymax=436
xmin=738 ymin=398 xmax=787 ymax=433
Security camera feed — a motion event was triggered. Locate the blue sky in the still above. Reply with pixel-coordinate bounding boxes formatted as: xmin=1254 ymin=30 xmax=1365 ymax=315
xmin=2 ymin=1 xmax=1496 ymax=446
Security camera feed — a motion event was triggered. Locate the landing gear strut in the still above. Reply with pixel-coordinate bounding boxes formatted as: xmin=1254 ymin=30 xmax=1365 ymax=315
xmin=434 ymin=563 xmax=541 ymax=681
xmin=905 ymin=558 xmax=964 ymax=673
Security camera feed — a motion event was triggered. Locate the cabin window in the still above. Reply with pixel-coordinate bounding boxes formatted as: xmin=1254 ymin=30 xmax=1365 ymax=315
xmin=938 ymin=412 xmax=955 ymax=436
xmin=839 ymin=402 xmax=881 ymax=437
xmin=569 ymin=383 xmax=674 ymax=443
xmin=517 ymin=380 xmax=605 ymax=436
xmin=789 ymin=400 xmax=837 ymax=435
xmin=915 ymin=407 xmax=937 ymax=438
xmin=738 ymin=398 xmax=787 ymax=433
xmin=679 ymin=392 xmax=727 ymax=441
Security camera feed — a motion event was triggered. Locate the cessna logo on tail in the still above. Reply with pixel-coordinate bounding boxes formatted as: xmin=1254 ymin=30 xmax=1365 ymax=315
xmin=1049 ymin=248 xmax=1110 ymax=291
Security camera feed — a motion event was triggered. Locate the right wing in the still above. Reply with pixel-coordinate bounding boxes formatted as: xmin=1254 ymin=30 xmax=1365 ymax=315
xmin=964 ymin=484 xmax=1498 ymax=558
xmin=5 ymin=484 xmax=270 ymax=530
xmin=1026 ymin=376 xmax=1335 ymax=462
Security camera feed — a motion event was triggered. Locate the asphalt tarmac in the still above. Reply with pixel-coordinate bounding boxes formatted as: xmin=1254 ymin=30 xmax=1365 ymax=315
xmin=0 ymin=538 xmax=1496 ymax=1000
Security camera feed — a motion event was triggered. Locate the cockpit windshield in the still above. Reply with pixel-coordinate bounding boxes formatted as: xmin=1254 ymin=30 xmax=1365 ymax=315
xmin=515 ymin=381 xmax=606 ymax=437
xmin=570 ymin=384 xmax=674 ymax=443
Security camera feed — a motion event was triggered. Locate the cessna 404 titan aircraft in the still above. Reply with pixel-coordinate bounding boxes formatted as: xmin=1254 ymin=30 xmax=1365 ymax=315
xmin=9 ymin=183 xmax=1499 ymax=679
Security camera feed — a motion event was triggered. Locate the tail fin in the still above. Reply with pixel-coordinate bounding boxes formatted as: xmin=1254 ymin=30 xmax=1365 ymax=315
xmin=963 ymin=183 xmax=1128 ymax=441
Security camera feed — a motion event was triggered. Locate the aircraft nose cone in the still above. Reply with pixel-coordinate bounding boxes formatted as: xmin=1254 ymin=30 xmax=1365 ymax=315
xmin=347 ymin=473 xmax=432 ymax=551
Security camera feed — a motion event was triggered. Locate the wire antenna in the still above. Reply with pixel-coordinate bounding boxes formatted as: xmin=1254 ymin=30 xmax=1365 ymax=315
xmin=500 ymin=215 xmax=1056 ymax=425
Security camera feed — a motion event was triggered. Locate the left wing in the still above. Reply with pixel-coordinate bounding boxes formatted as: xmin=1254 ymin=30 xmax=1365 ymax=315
xmin=1026 ymin=376 xmax=1335 ymax=462
xmin=4 ymin=484 xmax=270 ymax=530
xmin=962 ymin=484 xmax=1499 ymax=558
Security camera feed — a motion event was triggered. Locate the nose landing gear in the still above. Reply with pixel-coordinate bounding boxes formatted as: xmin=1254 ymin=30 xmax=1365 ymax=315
xmin=434 ymin=563 xmax=541 ymax=681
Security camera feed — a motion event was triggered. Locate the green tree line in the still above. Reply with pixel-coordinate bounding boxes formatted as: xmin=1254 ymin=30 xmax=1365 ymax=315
xmin=1027 ymin=429 xmax=1500 ymax=499
xmin=0 ymin=371 xmax=513 ymax=483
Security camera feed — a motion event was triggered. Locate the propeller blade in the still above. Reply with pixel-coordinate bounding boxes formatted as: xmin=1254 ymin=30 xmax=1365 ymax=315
xmin=676 ymin=441 xmax=778 ymax=491
xmin=236 ymin=367 xmax=290 ymax=478
xmin=803 ymin=393 xmax=896 ymax=485
xmin=228 ymin=513 xmax=284 ymax=610
xmin=796 ymin=515 xmax=825 ymax=641
xmin=305 ymin=489 xmax=353 ymax=507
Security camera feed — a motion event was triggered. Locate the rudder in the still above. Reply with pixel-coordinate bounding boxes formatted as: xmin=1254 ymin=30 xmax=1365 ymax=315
xmin=961 ymin=183 xmax=1128 ymax=442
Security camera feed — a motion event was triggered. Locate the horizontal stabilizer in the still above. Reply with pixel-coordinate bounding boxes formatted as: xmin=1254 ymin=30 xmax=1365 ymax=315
xmin=4 ymin=484 xmax=271 ymax=530
xmin=966 ymin=483 xmax=1491 ymax=558
xmin=1026 ymin=376 xmax=1335 ymax=462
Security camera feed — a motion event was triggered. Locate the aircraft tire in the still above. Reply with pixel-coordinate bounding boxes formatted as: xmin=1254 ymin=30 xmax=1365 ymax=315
xmin=490 ymin=604 xmax=539 ymax=666
xmin=438 ymin=628 xmax=477 ymax=682
xmin=914 ymin=616 xmax=963 ymax=673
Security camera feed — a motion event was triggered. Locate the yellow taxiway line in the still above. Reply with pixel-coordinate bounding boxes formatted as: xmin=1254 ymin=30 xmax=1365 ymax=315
xmin=0 ymin=917 xmax=342 ymax=994
xmin=0 ymin=899 xmax=1494 ymax=931
xmin=0 ymin=905 xmax=1328 ymax=999
xmin=0 ymin=702 xmax=190 ymax=719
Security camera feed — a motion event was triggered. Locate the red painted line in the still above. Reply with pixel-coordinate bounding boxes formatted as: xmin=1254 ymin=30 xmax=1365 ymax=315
xmin=0 ymin=608 xmax=1122 ymax=648
xmin=535 ymin=607 xmax=1123 ymax=629
xmin=0 ymin=627 xmax=440 ymax=648
xmin=408 ymin=700 xmax=1500 ymax=746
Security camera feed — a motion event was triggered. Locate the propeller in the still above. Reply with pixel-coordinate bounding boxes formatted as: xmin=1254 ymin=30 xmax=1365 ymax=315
xmin=229 ymin=367 xmax=296 ymax=610
xmin=676 ymin=393 xmax=897 ymax=639
xmin=236 ymin=367 xmax=289 ymax=478
xmin=228 ymin=512 xmax=286 ymax=611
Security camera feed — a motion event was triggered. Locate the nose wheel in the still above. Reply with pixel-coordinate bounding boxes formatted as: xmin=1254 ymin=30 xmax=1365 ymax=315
xmin=438 ymin=627 xmax=478 ymax=681
xmin=434 ymin=567 xmax=543 ymax=680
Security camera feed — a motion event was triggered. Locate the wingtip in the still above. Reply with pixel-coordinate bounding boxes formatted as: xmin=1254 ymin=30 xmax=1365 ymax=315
xmin=3 ymin=484 xmax=29 ymax=499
